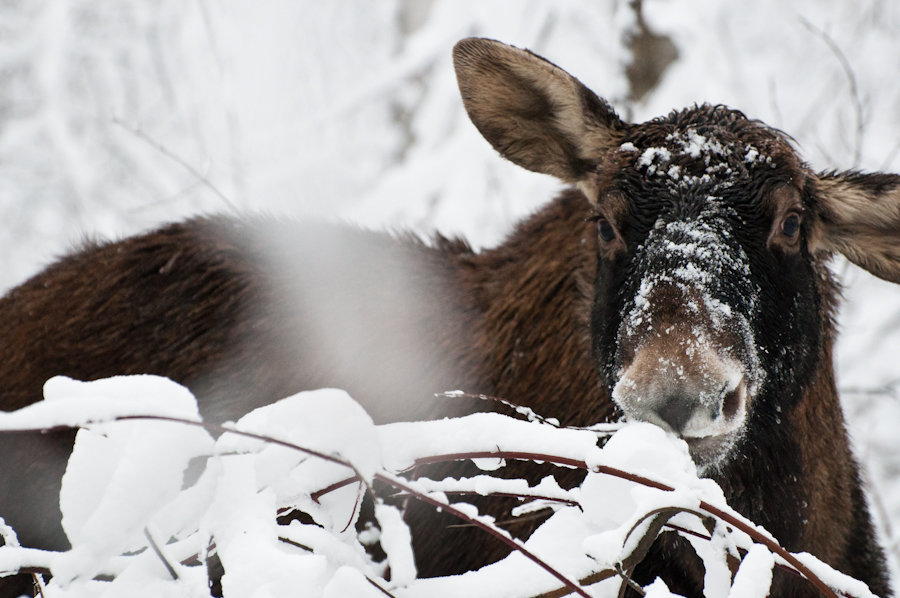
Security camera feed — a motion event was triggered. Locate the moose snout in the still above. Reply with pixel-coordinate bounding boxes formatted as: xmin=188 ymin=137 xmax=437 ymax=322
xmin=612 ymin=340 xmax=749 ymax=467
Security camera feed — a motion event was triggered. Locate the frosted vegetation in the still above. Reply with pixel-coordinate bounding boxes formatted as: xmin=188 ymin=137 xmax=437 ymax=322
xmin=0 ymin=1 xmax=898 ymax=596
xmin=0 ymin=377 xmax=877 ymax=597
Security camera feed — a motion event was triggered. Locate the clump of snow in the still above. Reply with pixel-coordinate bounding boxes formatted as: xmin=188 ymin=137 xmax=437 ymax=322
xmin=0 ymin=375 xmax=201 ymax=431
xmin=638 ymin=146 xmax=673 ymax=173
xmin=209 ymin=456 xmax=320 ymax=598
xmin=667 ymin=128 xmax=727 ymax=160
xmin=377 ymin=412 xmax=603 ymax=472
xmin=49 ymin=377 xmax=214 ymax=584
xmin=792 ymin=552 xmax=881 ymax=598
xmin=581 ymin=423 xmax=725 ymax=566
xmin=729 ymin=544 xmax=775 ymax=598
xmin=374 ymin=503 xmax=417 ymax=586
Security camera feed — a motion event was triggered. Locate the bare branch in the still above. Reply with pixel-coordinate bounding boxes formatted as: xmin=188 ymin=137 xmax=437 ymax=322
xmin=143 ymin=527 xmax=178 ymax=581
xmin=376 ymin=471 xmax=594 ymax=598
xmin=437 ymin=391 xmax=622 ymax=436
xmin=799 ymin=17 xmax=865 ymax=167
xmin=111 ymin=117 xmax=239 ymax=212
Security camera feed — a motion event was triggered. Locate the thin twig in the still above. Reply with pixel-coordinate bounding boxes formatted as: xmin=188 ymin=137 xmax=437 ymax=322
xmin=312 ymin=476 xmax=358 ymax=503
xmin=34 ymin=576 xmax=46 ymax=597
xmin=437 ymin=391 xmax=622 ymax=435
xmin=395 ymin=490 xmax=578 ymax=509
xmin=277 ymin=536 xmax=312 ymax=552
xmin=340 ymin=482 xmax=367 ymax=534
xmin=375 ymin=471 xmax=593 ymax=598
xmin=279 ymin=530 xmax=403 ymax=594
xmin=144 ymin=527 xmax=178 ymax=580
xmin=614 ymin=562 xmax=645 ymax=596
xmin=437 ymin=391 xmax=563 ymax=427
xmin=799 ymin=17 xmax=865 ymax=167
xmin=367 ymin=576 xmax=400 ymax=598
xmin=841 ymin=379 xmax=900 ymax=400
xmin=116 ymin=415 xmax=350 ymax=468
xmin=111 ymin=117 xmax=239 ymax=212
xmin=0 ymin=518 xmax=47 ymax=595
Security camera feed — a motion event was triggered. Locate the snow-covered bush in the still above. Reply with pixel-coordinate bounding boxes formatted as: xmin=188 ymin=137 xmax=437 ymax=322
xmin=0 ymin=376 xmax=878 ymax=597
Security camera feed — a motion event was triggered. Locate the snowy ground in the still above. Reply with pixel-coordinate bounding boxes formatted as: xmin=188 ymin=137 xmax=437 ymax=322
xmin=0 ymin=1 xmax=898 ymax=596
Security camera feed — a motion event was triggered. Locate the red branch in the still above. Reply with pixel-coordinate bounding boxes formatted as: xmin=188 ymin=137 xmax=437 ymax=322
xmin=376 ymin=472 xmax=592 ymax=598
xmin=408 ymin=450 xmax=839 ymax=598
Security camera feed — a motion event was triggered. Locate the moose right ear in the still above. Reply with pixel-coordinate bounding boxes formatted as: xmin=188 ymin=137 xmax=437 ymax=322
xmin=811 ymin=171 xmax=900 ymax=284
xmin=453 ymin=38 xmax=625 ymax=185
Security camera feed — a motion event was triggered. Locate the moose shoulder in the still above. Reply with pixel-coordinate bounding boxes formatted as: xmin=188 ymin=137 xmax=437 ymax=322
xmin=1 ymin=37 xmax=898 ymax=597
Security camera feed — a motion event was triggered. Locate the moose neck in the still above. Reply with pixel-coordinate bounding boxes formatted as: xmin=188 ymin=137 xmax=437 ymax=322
xmin=708 ymin=269 xmax=889 ymax=595
xmin=462 ymin=188 xmax=615 ymax=425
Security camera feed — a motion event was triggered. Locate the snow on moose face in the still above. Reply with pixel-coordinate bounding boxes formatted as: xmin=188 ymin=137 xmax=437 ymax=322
xmin=589 ymin=107 xmax=819 ymax=472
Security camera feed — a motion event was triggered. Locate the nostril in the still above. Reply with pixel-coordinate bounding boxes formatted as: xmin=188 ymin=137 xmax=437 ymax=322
xmin=721 ymin=381 xmax=744 ymax=420
xmin=654 ymin=398 xmax=691 ymax=434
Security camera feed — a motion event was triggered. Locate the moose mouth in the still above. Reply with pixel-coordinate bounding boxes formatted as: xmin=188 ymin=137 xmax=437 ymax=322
xmin=680 ymin=430 xmax=742 ymax=472
xmin=612 ymin=368 xmax=751 ymax=472
xmin=611 ymin=340 xmax=755 ymax=473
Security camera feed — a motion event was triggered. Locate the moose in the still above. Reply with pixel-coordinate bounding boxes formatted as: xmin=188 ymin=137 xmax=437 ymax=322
xmin=0 ymin=38 xmax=897 ymax=596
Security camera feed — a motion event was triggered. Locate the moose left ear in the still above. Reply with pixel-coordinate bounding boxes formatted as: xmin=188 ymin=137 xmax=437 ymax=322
xmin=812 ymin=171 xmax=900 ymax=283
xmin=453 ymin=38 xmax=626 ymax=185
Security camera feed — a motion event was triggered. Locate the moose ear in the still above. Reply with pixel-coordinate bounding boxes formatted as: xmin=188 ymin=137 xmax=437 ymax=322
xmin=453 ymin=38 xmax=625 ymax=184
xmin=812 ymin=171 xmax=900 ymax=283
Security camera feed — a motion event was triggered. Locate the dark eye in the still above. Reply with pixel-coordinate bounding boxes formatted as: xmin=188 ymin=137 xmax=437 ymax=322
xmin=781 ymin=212 xmax=802 ymax=239
xmin=597 ymin=218 xmax=616 ymax=242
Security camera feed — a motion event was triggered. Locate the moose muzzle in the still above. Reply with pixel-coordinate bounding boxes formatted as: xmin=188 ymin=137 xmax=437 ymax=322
xmin=611 ymin=218 xmax=763 ymax=470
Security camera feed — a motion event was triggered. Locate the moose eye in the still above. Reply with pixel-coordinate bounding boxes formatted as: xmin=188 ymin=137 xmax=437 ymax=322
xmin=597 ymin=218 xmax=616 ymax=242
xmin=781 ymin=212 xmax=802 ymax=239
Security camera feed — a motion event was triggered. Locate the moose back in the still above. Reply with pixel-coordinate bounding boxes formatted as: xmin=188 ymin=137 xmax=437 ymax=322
xmin=0 ymin=38 xmax=898 ymax=597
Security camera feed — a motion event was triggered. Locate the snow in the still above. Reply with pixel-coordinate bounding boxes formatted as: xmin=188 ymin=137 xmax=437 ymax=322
xmin=728 ymin=545 xmax=775 ymax=598
xmin=378 ymin=413 xmax=602 ymax=472
xmin=638 ymin=146 xmax=673 ymax=171
xmin=0 ymin=375 xmax=200 ymax=431
xmin=793 ymin=552 xmax=880 ymax=598
xmin=0 ymin=377 xmax=850 ymax=597
xmin=373 ymin=503 xmax=417 ymax=587
xmin=0 ymin=1 xmax=898 ymax=596
xmin=670 ymin=129 xmax=726 ymax=160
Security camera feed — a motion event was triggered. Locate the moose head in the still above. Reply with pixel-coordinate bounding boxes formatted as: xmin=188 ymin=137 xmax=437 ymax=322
xmin=454 ymin=38 xmax=900 ymax=475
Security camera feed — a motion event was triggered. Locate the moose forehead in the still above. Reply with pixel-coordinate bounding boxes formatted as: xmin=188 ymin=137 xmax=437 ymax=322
xmin=591 ymin=109 xmax=808 ymax=347
xmin=599 ymin=106 xmax=806 ymax=221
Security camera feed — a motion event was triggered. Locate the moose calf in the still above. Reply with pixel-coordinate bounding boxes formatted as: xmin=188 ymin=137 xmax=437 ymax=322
xmin=0 ymin=38 xmax=897 ymax=596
